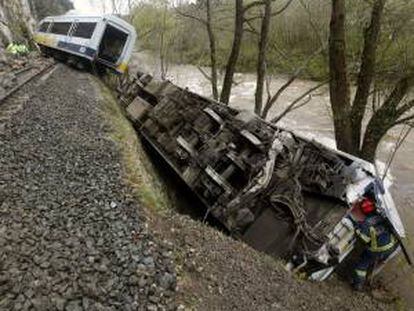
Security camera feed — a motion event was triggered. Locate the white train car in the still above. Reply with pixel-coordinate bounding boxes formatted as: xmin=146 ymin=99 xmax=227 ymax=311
xmin=34 ymin=15 xmax=137 ymax=74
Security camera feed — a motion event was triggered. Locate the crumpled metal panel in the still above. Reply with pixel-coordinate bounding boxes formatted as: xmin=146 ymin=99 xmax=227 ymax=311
xmin=117 ymin=72 xmax=406 ymax=279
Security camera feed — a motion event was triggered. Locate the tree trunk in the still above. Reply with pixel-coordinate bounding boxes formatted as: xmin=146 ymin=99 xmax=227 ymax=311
xmin=327 ymin=0 xmax=414 ymax=163
xmin=328 ymin=0 xmax=353 ymax=153
xmin=254 ymin=0 xmax=271 ymax=115
xmin=360 ymin=123 xmax=388 ymax=163
xmin=206 ymin=0 xmax=219 ymax=101
xmin=220 ymin=0 xmax=244 ymax=105
xmin=360 ymin=110 xmax=394 ymax=162
xmin=0 ymin=0 xmax=35 ymax=47
xmin=159 ymin=4 xmax=169 ymax=80
xmin=351 ymin=0 xmax=386 ymax=151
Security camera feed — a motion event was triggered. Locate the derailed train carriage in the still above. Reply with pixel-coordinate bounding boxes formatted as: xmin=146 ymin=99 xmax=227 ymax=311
xmin=117 ymin=72 xmax=407 ymax=280
xmin=34 ymin=15 xmax=137 ymax=74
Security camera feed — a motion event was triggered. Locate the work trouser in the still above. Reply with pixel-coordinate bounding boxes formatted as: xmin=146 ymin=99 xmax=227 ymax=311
xmin=353 ymin=248 xmax=395 ymax=285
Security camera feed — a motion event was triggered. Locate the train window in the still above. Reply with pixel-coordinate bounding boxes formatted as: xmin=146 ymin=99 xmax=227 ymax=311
xmin=50 ymin=22 xmax=72 ymax=35
xmin=72 ymin=23 xmax=97 ymax=39
xmin=98 ymin=25 xmax=128 ymax=64
xmin=38 ymin=22 xmax=50 ymax=33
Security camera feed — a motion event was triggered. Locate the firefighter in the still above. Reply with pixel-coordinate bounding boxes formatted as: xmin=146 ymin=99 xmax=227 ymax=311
xmin=348 ymin=197 xmax=398 ymax=290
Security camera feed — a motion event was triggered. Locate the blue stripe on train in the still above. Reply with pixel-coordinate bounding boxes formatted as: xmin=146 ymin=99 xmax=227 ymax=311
xmin=57 ymin=41 xmax=96 ymax=58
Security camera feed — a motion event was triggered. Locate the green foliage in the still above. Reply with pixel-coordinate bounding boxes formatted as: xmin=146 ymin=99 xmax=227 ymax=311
xmin=131 ymin=1 xmax=179 ymax=70
xmin=6 ymin=43 xmax=30 ymax=55
xmin=130 ymin=0 xmax=414 ymax=80
xmin=97 ymin=77 xmax=172 ymax=214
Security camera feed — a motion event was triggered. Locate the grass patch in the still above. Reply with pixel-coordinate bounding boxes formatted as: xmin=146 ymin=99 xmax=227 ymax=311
xmin=93 ymin=76 xmax=172 ymax=214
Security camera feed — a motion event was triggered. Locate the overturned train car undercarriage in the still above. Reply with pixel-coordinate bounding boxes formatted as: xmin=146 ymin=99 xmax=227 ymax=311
xmin=116 ymin=72 xmax=406 ymax=281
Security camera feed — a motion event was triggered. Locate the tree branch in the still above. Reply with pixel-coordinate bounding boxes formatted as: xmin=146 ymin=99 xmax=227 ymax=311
xmin=297 ymin=0 xmax=326 ymax=51
xmin=244 ymin=19 xmax=259 ymax=34
xmin=359 ymin=74 xmax=414 ymax=160
xmin=350 ymin=0 xmax=386 ymax=150
xmin=270 ymin=80 xmax=328 ymax=123
xmin=394 ymin=113 xmax=414 ymax=126
xmin=261 ymin=45 xmax=326 ymax=119
xmin=351 ymin=0 xmax=386 ymax=133
xmin=197 ymin=66 xmax=212 ymax=82
xmin=245 ymin=0 xmax=294 ymax=22
xmin=396 ymin=99 xmax=414 ymax=116
xmin=379 ymin=74 xmax=414 ymax=113
xmin=254 ymin=0 xmax=272 ymax=115
xmin=174 ymin=8 xmax=208 ymax=26
xmin=382 ymin=125 xmax=412 ymax=181
xmin=243 ymin=1 xmax=266 ymax=13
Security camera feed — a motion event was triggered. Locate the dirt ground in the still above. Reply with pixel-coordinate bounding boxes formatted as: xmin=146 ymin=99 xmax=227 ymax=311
xmin=150 ymin=213 xmax=403 ymax=311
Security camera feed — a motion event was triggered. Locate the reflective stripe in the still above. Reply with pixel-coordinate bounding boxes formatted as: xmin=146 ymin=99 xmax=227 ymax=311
xmin=370 ymin=226 xmax=377 ymax=248
xmin=355 ymin=269 xmax=367 ymax=278
xmin=370 ymin=236 xmax=397 ymax=253
xmin=369 ymin=226 xmax=397 ymax=253
xmin=117 ymin=62 xmax=128 ymax=73
xmin=355 ymin=229 xmax=371 ymax=243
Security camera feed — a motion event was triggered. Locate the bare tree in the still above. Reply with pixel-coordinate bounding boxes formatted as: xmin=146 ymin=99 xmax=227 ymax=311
xmin=176 ymin=0 xmax=296 ymax=106
xmin=270 ymin=80 xmax=328 ymax=124
xmin=329 ymin=0 xmax=352 ymax=152
xmin=329 ymin=0 xmax=414 ymax=162
xmin=254 ymin=0 xmax=271 ymax=115
xmin=350 ymin=0 xmax=386 ymax=151
xmin=126 ymin=0 xmax=137 ymax=22
xmin=206 ymin=0 xmax=219 ymax=100
xmin=159 ymin=3 xmax=169 ymax=79
xmin=174 ymin=0 xmax=325 ymax=125
xmin=110 ymin=0 xmax=125 ymax=14
xmin=219 ymin=0 xmax=289 ymax=105
xmin=251 ymin=0 xmax=323 ymax=120
xmin=219 ymin=0 xmax=244 ymax=104
xmin=175 ymin=0 xmax=219 ymax=100
xmin=260 ymin=46 xmax=325 ymax=119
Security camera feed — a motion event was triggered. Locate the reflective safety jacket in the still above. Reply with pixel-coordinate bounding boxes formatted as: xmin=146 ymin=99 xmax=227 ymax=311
xmin=6 ymin=43 xmax=29 ymax=55
xmin=354 ymin=215 xmax=397 ymax=253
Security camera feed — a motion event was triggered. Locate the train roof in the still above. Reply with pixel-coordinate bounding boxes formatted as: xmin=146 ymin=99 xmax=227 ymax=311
xmin=40 ymin=14 xmax=136 ymax=33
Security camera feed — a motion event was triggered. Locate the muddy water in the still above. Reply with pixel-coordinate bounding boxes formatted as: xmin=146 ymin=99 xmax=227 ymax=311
xmin=130 ymin=51 xmax=414 ymax=302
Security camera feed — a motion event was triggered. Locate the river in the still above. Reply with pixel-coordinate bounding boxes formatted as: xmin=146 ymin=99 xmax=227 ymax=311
xmin=129 ymin=51 xmax=414 ymax=304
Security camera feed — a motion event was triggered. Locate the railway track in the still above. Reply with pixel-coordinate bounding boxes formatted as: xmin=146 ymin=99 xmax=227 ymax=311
xmin=0 ymin=60 xmax=57 ymax=106
xmin=0 ymin=60 xmax=57 ymax=131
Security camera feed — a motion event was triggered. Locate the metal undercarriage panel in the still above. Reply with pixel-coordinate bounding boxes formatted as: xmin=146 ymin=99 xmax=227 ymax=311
xmin=116 ymin=72 xmax=405 ymax=280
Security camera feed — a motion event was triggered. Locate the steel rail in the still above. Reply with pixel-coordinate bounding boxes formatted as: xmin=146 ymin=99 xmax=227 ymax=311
xmin=0 ymin=61 xmax=56 ymax=106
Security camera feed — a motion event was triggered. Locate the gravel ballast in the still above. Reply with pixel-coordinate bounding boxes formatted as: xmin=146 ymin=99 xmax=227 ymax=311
xmin=0 ymin=65 xmax=176 ymax=311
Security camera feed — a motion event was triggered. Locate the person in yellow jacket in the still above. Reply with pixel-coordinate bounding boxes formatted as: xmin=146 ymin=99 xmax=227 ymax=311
xmin=6 ymin=43 xmax=29 ymax=56
xmin=348 ymin=197 xmax=398 ymax=290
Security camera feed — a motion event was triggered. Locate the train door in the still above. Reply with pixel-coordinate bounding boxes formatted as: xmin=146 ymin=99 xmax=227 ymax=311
xmin=97 ymin=22 xmax=129 ymax=66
